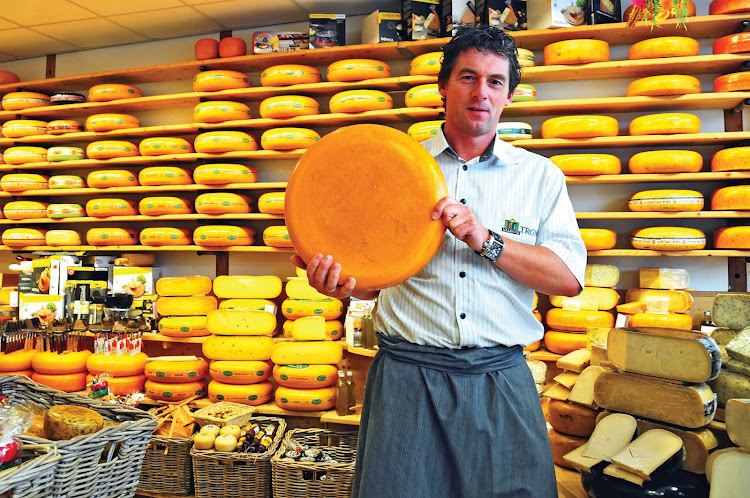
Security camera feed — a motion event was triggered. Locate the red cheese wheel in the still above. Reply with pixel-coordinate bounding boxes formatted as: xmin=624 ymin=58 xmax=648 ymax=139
xmin=715 ymin=72 xmax=750 ymax=93
xmin=710 ymin=0 xmax=750 ymax=15
xmin=714 ymin=33 xmax=750 ymax=55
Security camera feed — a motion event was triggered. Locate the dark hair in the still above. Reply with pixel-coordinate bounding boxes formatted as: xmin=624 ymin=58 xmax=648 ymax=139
xmin=437 ymin=26 xmax=522 ymax=96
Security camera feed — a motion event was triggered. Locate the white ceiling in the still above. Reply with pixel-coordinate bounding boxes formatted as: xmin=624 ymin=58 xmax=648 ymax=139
xmin=0 ymin=0 xmax=401 ymax=62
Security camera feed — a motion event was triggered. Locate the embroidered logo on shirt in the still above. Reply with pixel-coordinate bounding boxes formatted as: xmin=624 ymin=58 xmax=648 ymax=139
xmin=502 ymin=218 xmax=537 ymax=237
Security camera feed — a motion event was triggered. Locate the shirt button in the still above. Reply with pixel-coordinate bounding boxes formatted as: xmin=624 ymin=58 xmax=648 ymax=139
xmin=462 ymin=165 xmax=468 ymax=171
xmin=460 ymin=199 xmax=466 ymax=204
xmin=459 ymin=271 xmax=466 ymax=278
xmin=460 ymin=312 xmax=466 ymax=319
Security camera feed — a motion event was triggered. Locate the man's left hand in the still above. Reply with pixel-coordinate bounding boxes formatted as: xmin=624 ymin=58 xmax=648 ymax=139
xmin=432 ymin=197 xmax=489 ymax=252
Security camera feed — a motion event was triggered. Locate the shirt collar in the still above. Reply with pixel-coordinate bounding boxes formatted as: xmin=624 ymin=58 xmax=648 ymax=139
xmin=423 ymin=124 xmax=520 ymax=166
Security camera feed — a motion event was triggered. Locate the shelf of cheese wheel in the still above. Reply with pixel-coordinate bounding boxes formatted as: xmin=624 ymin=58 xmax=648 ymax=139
xmin=615 ymin=267 xmax=694 ymax=331
xmin=144 ymin=356 xmax=208 ymax=402
xmin=86 ymin=351 xmax=149 ymax=396
xmin=707 ymin=293 xmax=750 ymax=411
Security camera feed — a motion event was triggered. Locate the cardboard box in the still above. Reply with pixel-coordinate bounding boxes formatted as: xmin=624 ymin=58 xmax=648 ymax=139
xmin=528 ymin=0 xmax=587 ymax=29
xmin=402 ymin=0 xmax=450 ymax=40
xmin=586 ymin=0 xmax=620 ymax=25
xmin=476 ymin=0 xmax=527 ymax=30
xmin=30 ymin=258 xmax=52 ymax=294
xmin=252 ymin=31 xmax=309 ymax=53
xmin=112 ymin=267 xmax=162 ymax=298
xmin=309 ymin=14 xmax=346 ymax=49
xmin=19 ymin=293 xmax=64 ymax=323
xmin=49 ymin=255 xmax=83 ymax=296
xmin=362 ymin=11 xmax=403 ymax=43
xmin=450 ymin=0 xmax=480 ymax=33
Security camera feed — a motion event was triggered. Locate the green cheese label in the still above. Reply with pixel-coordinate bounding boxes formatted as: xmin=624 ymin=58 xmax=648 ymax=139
xmin=157 ymin=372 xmax=165 ymax=377
xmin=223 ymin=371 xmax=233 ymax=376
xmin=280 ymin=397 xmax=288 ymax=403
xmin=248 ymin=395 xmax=258 ymax=401
xmin=188 ymin=372 xmax=197 ymax=377
xmin=312 ymin=399 xmax=322 ymax=405
xmin=316 ymin=375 xmax=326 ymax=381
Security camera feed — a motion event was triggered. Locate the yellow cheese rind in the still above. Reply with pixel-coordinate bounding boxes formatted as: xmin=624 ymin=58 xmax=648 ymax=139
xmin=193 ymin=132 xmax=258 ymax=153
xmin=140 ymin=227 xmax=192 ymax=246
xmin=139 ymin=167 xmax=193 ymax=186
xmin=195 ymin=192 xmax=252 ymax=214
xmin=263 ymin=225 xmax=293 ymax=248
xmin=85 ymin=198 xmax=138 ymax=217
xmin=258 ymin=95 xmax=320 ymax=119
xmin=715 ymin=226 xmax=750 ymax=249
xmin=157 ymin=316 xmax=210 ymax=337
xmin=156 ymin=296 xmax=217 ymax=316
xmin=409 ymin=52 xmax=442 ymax=75
xmin=43 ymin=405 xmax=103 ymax=440
xmin=271 ymin=341 xmax=343 ymax=365
xmin=32 ymin=351 xmax=91 ymax=375
xmin=712 ymin=146 xmax=750 ymax=172
xmin=85 ymin=113 xmax=140 ymax=132
xmin=87 ymin=170 xmax=139 ymax=188
xmin=213 ymin=275 xmax=282 ymax=299
xmin=46 ymin=230 xmax=82 ymax=246
xmin=544 ymin=39 xmax=610 ymax=65
xmin=86 ymin=227 xmax=138 ymax=246
xmin=628 ymin=36 xmax=699 ymax=60
xmin=628 ymin=150 xmax=703 ymax=174
xmin=273 ymin=364 xmax=338 ymax=388
xmin=192 ymin=164 xmax=258 ymax=184
xmin=209 ymin=360 xmax=273 ymax=385
xmin=548 ymin=428 xmax=587 ymax=469
xmin=138 ymin=197 xmax=193 ymax=216
xmin=3 ymin=200 xmax=49 ymax=220
xmin=580 ymin=228 xmax=617 ymax=250
xmin=208 ymin=380 xmax=274 ymax=405
xmin=285 ymin=278 xmax=328 ymax=300
xmin=541 ymin=115 xmax=619 ymax=139
xmin=546 ymin=308 xmax=614 ymax=332
xmin=327 ymin=59 xmax=391 ymax=82
xmin=628 ymin=189 xmax=704 ymax=212
xmin=156 ymin=276 xmax=212 ymax=296
xmin=407 ymin=120 xmax=444 ymax=142
xmin=549 ymin=154 xmax=621 ymax=176
xmin=1 ymin=173 xmax=49 ymax=192
xmin=205 ymin=309 xmax=276 ymax=336
xmin=145 ymin=379 xmax=207 ymax=401
xmin=1 ymin=119 xmax=48 ymax=138
xmin=86 ymin=141 xmax=139 ymax=159
xmin=3 ymin=228 xmax=47 ymax=247
xmin=281 ymin=298 xmax=344 ymax=320
xmin=404 ymin=83 xmax=443 ymax=108
xmin=2 ymin=146 xmax=47 ymax=165
xmin=257 ymin=192 xmax=285 ymax=214
xmin=219 ymin=298 xmax=276 ymax=311
xmin=86 ymin=352 xmax=149 ymax=377
xmin=260 ymin=127 xmax=320 ymax=150
xmin=329 ymin=89 xmax=393 ymax=113
xmin=88 ymin=84 xmax=143 ymax=102
xmin=629 ymin=113 xmax=701 ymax=135
xmin=274 ymin=386 xmax=336 ymax=411
xmin=549 ymin=287 xmax=620 ymax=311
xmin=282 ymin=319 xmax=343 ymax=340
xmin=1 ymin=92 xmax=50 ymax=111
xmin=291 ymin=316 xmax=326 ymax=340
xmin=139 ymin=137 xmax=194 ymax=155
xmin=712 ymin=185 xmax=750 ymax=210
xmin=193 ymin=225 xmax=254 ymax=247
xmin=624 ymin=289 xmax=693 ymax=313
xmin=202 ymin=336 xmax=274 ymax=361
xmin=544 ymin=331 xmax=590 ymax=355
xmin=144 ymin=358 xmax=208 ymax=383
xmin=193 ymin=101 xmax=252 ymax=123
xmin=627 ymin=312 xmax=694 ymax=330
xmin=260 ymin=64 xmax=321 ymax=87
xmin=626 ymin=74 xmax=700 ymax=96
xmin=32 ymin=372 xmax=88 ymax=393
xmin=631 ymin=226 xmax=706 ymax=251
xmin=193 ymin=70 xmax=251 ymax=92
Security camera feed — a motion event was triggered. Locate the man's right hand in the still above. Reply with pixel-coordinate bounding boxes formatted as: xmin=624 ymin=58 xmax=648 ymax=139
xmin=291 ymin=253 xmax=357 ymax=300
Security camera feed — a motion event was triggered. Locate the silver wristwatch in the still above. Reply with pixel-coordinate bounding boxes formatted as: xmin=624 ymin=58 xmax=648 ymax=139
xmin=476 ymin=229 xmax=505 ymax=262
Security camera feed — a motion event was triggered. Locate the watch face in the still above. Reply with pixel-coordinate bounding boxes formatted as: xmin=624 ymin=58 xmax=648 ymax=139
xmin=483 ymin=230 xmax=504 ymax=262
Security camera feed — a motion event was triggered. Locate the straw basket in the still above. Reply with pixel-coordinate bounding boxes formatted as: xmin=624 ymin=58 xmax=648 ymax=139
xmin=136 ymin=435 xmax=194 ymax=496
xmin=0 ymin=442 xmax=60 ymax=498
xmin=192 ymin=402 xmax=254 ymax=428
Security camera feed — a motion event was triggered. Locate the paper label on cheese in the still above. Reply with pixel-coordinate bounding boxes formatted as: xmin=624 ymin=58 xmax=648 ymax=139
xmin=632 ymin=236 xmax=705 ymax=246
xmin=628 ymin=197 xmax=703 ymax=208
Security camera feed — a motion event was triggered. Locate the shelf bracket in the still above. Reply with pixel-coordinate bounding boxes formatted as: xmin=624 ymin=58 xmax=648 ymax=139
xmin=397 ymin=45 xmax=417 ymax=59
xmin=732 ymin=98 xmax=750 ymax=114
xmin=728 ymin=257 xmax=748 ymax=292
xmin=736 ymin=20 xmax=750 ymax=34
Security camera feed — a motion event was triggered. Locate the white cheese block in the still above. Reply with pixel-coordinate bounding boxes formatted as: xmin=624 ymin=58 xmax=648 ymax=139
xmin=590 ymin=343 xmax=609 ymax=366
xmin=568 ymin=365 xmax=606 ymax=408
xmin=556 ymin=349 xmax=591 ymax=373
xmin=585 ymin=264 xmax=620 ymax=287
xmin=611 ymin=429 xmax=684 ymax=480
xmin=725 ymin=399 xmax=750 ymax=450
xmin=713 ymin=293 xmax=750 ymax=330
xmin=708 ymin=451 xmax=750 ymax=497
xmin=638 ymin=267 xmax=689 ymax=290
xmin=706 ymin=447 xmax=749 ymax=483
xmin=563 ymin=444 xmax=604 ymax=473
xmin=582 ymin=413 xmax=638 ymax=462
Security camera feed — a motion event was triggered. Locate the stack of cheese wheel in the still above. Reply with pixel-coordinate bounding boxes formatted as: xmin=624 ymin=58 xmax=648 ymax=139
xmin=155 ymin=276 xmax=214 ymax=338
xmin=31 ymin=351 xmax=91 ymax=392
xmin=614 ymin=267 xmax=694 ymax=330
xmin=628 ymin=150 xmax=703 ymax=174
xmin=549 ymin=154 xmax=621 ymax=176
xmin=144 ymin=357 xmax=209 ymax=402
xmin=0 ymin=350 xmax=36 ymax=377
xmin=282 ymin=272 xmax=344 ymax=341
xmin=86 ymin=351 xmax=149 ymax=395
xmin=579 ymin=228 xmax=617 ymax=251
xmin=205 ymin=275 xmax=281 ymax=406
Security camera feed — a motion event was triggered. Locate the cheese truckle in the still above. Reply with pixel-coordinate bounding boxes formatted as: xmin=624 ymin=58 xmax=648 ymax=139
xmin=273 ymin=364 xmax=338 ymax=388
xmin=32 ymin=351 xmax=91 ymax=375
xmin=193 ymin=132 xmax=258 ymax=153
xmin=86 ymin=227 xmax=138 ymax=246
xmin=329 ymin=90 xmax=393 ymax=113
xmin=627 ymin=190 xmax=704 ymax=212
xmin=3 ymin=147 xmax=47 ymax=165
xmin=710 ymin=0 xmax=750 ymax=14
xmin=262 ymin=225 xmax=293 ymax=247
xmin=139 ymin=166 xmax=194 ymax=186
xmin=144 ymin=358 xmax=208 ymax=383
xmin=1 ymin=174 xmax=48 ymax=192
xmin=3 ymin=228 xmax=47 ymax=247
xmin=285 ymin=278 xmax=328 ymax=300
xmin=139 ymin=137 xmax=194 ymax=156
xmin=580 ymin=228 xmax=617 ymax=250
xmin=0 ymin=350 xmax=36 ymax=372
xmin=156 ymin=276 xmax=213 ymax=296
xmin=47 ymin=147 xmax=85 ymax=162
xmin=258 ymin=95 xmax=319 ymax=118
xmin=220 ymin=299 xmax=276 ymax=311
xmin=628 ymin=36 xmax=699 ymax=60
xmin=157 ymin=296 xmax=217 ymax=316
xmin=549 ymin=287 xmax=620 ymax=311
xmin=87 ymin=352 xmax=149 ymax=377
xmin=271 ymin=341 xmax=344 ymax=365
xmin=712 ymin=146 xmax=750 ymax=172
xmin=541 ymin=116 xmax=618 ymax=139
xmin=714 ymin=33 xmax=750 ymax=54
xmin=195 ymin=192 xmax=251 ymax=214
xmin=202 ymin=335 xmax=274 ymax=361
xmin=628 ymin=150 xmax=703 ymax=174
xmin=32 ymin=372 xmax=87 ymax=392
xmin=193 ymin=101 xmax=252 ymax=123
xmin=158 ymin=316 xmax=210 ymax=337
xmin=86 ymin=141 xmax=139 ymax=160
xmin=209 ymin=360 xmax=272 ymax=385
xmin=282 ymin=319 xmax=343 ymax=340
xmin=48 ymin=175 xmax=86 ymax=189
xmin=1 ymin=91 xmax=50 ymax=111
xmin=281 ymin=298 xmax=344 ymax=320
xmin=407 ymin=121 xmax=444 ymax=142
xmin=260 ymin=64 xmax=321 ymax=87
xmin=46 ymin=203 xmax=85 ymax=219
xmin=260 ymin=128 xmax=320 ymax=150
xmin=404 ymin=84 xmax=443 ymax=108
xmin=327 ymin=59 xmax=391 ymax=82
xmin=3 ymin=201 xmax=49 ymax=220
xmin=138 ymin=197 xmax=192 ymax=215
xmin=85 ymin=374 xmax=145 ymax=395
xmin=545 ymin=308 xmax=615 ymax=332
xmin=626 ymin=75 xmax=700 ymax=97
xmin=715 ymin=226 xmax=750 ymax=248
xmin=85 ymin=113 xmax=140 ymax=132
xmin=409 ymin=52 xmax=442 ymax=75
xmin=711 ymin=185 xmax=750 ymax=210
xmin=257 ymin=192 xmax=284 ymax=214
xmin=193 ymin=164 xmax=258 ymax=184
xmin=549 ymin=154 xmax=621 ymax=176
xmin=86 ymin=198 xmax=138 ymax=217
xmin=208 ymin=380 xmax=273 ymax=405
xmin=193 ymin=70 xmax=251 ymax=92
xmin=631 ymin=227 xmax=706 ymax=251
xmin=206 ymin=309 xmax=276 ymax=336
xmin=629 ymin=113 xmax=700 ymax=135
xmin=626 ymin=311 xmax=695 ymax=331
xmin=543 ymin=331 xmax=589 ymax=355
xmin=140 ymin=227 xmax=192 ymax=246
xmin=88 ymin=84 xmax=143 ymax=102
xmin=46 ymin=230 xmax=82 ymax=246
xmin=715 ymin=71 xmax=750 ymax=93
xmin=543 ymin=40 xmax=610 ymax=65
xmin=193 ymin=226 xmax=254 ymax=246
xmin=47 ymin=120 xmax=84 ymax=135
xmin=213 ymin=275 xmax=282 ymax=299
xmin=275 ymin=386 xmax=336 ymax=411
xmin=145 ymin=379 xmax=207 ymax=401
xmin=1 ymin=119 xmax=48 ymax=138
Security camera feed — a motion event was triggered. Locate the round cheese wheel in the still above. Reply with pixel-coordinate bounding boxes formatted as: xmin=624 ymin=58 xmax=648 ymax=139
xmin=140 ymin=227 xmax=192 ymax=246
xmin=628 ymin=189 xmax=704 ymax=212
xmin=525 ymin=339 xmax=541 ymax=351
xmin=195 ymin=192 xmax=251 ymax=214
xmin=628 ymin=150 xmax=703 ymax=174
xmin=193 ymin=163 xmax=258 ymax=184
xmin=206 ymin=309 xmax=276 ymax=336
xmin=193 ymin=131 xmax=258 ymax=153
xmin=628 ymin=36 xmax=699 ymax=60
xmin=138 ymin=166 xmax=193 ymax=186
xmin=1 ymin=173 xmax=48 ymax=192
xmin=88 ymin=84 xmax=143 ymax=102
xmin=542 ymin=116 xmax=618 ymax=139
xmin=2 ymin=228 xmax=46 ymax=247
xmin=545 ymin=309 xmax=615 ymax=332
xmin=629 ymin=113 xmax=700 ymax=135
xmin=281 ymin=298 xmax=344 ymax=320
xmin=544 ymin=40 xmax=610 ymax=65
xmin=714 ymin=226 xmax=750 ymax=249
xmin=85 ymin=113 xmax=140 ymax=132
xmin=714 ymin=33 xmax=750 ymax=54
xmin=271 ymin=341 xmax=343 ymax=365
xmin=3 ymin=146 xmax=47 ymax=165
xmin=260 ymin=127 xmax=320 ymax=150
xmin=1 ymin=119 xmax=48 ymax=138
xmin=513 ymin=84 xmax=537 ymax=102
xmin=327 ymin=59 xmax=391 ymax=82
xmin=517 ymin=48 xmax=536 ymax=67
xmin=405 ymin=83 xmax=442 ymax=108
xmin=193 ymin=70 xmax=251 ymax=92
xmin=32 ymin=372 xmax=87 ymax=392
xmin=144 ymin=358 xmax=208 ymax=383
xmin=47 ymin=146 xmax=86 ymax=162
xmin=87 ymin=352 xmax=149 ymax=377
xmin=626 ymin=74 xmax=700 ymax=97
xmin=0 ymin=350 xmax=36 ymax=372
xmin=260 ymin=64 xmax=321 ymax=87
xmin=1 ymin=92 xmax=50 ymax=111
xmin=209 ymin=360 xmax=272 ymax=385
xmin=46 ymin=229 xmax=82 ymax=246
xmin=3 ymin=200 xmax=49 ymax=220
xmin=0 ymin=70 xmax=19 ymax=84
xmin=714 ymin=71 xmax=750 ymax=93
xmin=203 ymin=336 xmax=274 ymax=361
xmin=86 ymin=141 xmax=139 ymax=159
xmin=213 ymin=275 xmax=282 ymax=299
xmin=50 ymin=92 xmax=86 ymax=105
xmin=580 ymin=228 xmax=617 ymax=250
xmin=158 ymin=316 xmax=210 ymax=337
xmin=272 ymin=364 xmax=338 ymax=388
xmin=220 ymin=298 xmax=276 ymax=311
xmin=193 ymin=225 xmax=254 ymax=246
xmin=710 ymin=0 xmax=750 ymax=14
xmin=258 ymin=95 xmax=320 ymax=118
xmin=407 ymin=120 xmax=444 ymax=142
xmin=548 ymin=399 xmax=598 ymax=437
xmin=631 ymin=226 xmax=706 ymax=250
xmin=48 ymin=175 xmax=86 ymax=189
xmin=208 ymin=380 xmax=273 ymax=405
xmin=193 ymin=101 xmax=252 ymax=123
xmin=32 ymin=350 xmax=90 ymax=375
xmin=329 ymin=89 xmax=394 ymax=113
xmin=145 ymin=379 xmax=207 ymax=401
xmin=156 ymin=276 xmax=213 ymax=297
xmin=157 ymin=296 xmax=217 ymax=316
xmin=275 ymin=386 xmax=336 ymax=411
xmin=47 ymin=204 xmax=85 ymax=219
xmin=712 ymin=146 xmax=750 ymax=172
xmin=139 ymin=137 xmax=193 ymax=156
xmin=282 ymin=319 xmax=343 ymax=340
xmin=85 ymin=374 xmax=145 ymax=395
xmin=543 ymin=331 xmax=589 ymax=355
xmin=627 ymin=312 xmax=694 ymax=330
xmin=410 ymin=52 xmax=442 ymax=75
xmin=47 ymin=120 xmax=84 ymax=134
xmin=549 ymin=154 xmax=621 ymax=176
xmin=263 ymin=225 xmax=292 ymax=247
xmin=86 ymin=227 xmax=138 ymax=246
xmin=87 ymin=170 xmax=139 ymax=188
xmin=257 ymin=192 xmax=284 ymax=214
xmin=138 ymin=197 xmax=192 ymax=215
xmin=712 ymin=185 xmax=750 ymax=210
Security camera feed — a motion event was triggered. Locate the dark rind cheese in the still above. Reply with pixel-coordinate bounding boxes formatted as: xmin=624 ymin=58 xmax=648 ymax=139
xmin=583 ymin=468 xmax=710 ymax=496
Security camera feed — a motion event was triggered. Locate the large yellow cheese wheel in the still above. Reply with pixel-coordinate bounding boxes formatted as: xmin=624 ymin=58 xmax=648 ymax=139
xmin=32 ymin=350 xmax=91 ymax=375
xmin=138 ymin=197 xmax=192 ymax=215
xmin=138 ymin=166 xmax=193 ymax=186
xmin=628 ymin=150 xmax=703 ymax=174
xmin=263 ymin=225 xmax=293 ymax=248
xmin=47 ymin=146 xmax=86 ymax=162
xmin=86 ymin=352 xmax=149 ymax=377
xmin=85 ymin=198 xmax=138 ymax=217
xmin=271 ymin=341 xmax=343 ymax=365
xmin=407 ymin=120 xmax=444 ymax=142
xmin=714 ymin=71 xmax=750 ymax=93
xmin=3 ymin=146 xmax=47 ymax=165
xmin=712 ymin=185 xmax=750 ymax=210
xmin=627 ymin=312 xmax=694 ymax=330
xmin=47 ymin=120 xmax=84 ymax=135
xmin=46 ymin=230 xmax=82 ymax=246
xmin=258 ymin=95 xmax=320 ymax=118
xmin=193 ymin=70 xmax=251 ymax=92
xmin=209 ymin=360 xmax=273 ymax=385
xmin=626 ymin=75 xmax=700 ymax=97
xmin=544 ymin=40 xmax=610 ymax=65
xmin=285 ymin=278 xmax=328 ymax=300
xmin=3 ymin=228 xmax=47 ymax=247
xmin=281 ymin=298 xmax=344 ymax=320
xmin=193 ymin=225 xmax=254 ymax=246
xmin=549 ymin=287 xmax=620 ymax=311
xmin=0 ymin=350 xmax=37 ymax=372
xmin=260 ymin=64 xmax=321 ymax=87
xmin=580 ymin=228 xmax=617 ymax=250
xmin=193 ymin=132 xmax=258 ymax=154
xmin=631 ymin=226 xmax=706 ymax=250
xmin=87 ymin=170 xmax=139 ymax=189
xmin=409 ymin=52 xmax=442 ymax=75
xmin=1 ymin=173 xmax=48 ymax=192
xmin=329 ymin=89 xmax=393 ymax=113
xmin=48 ymin=175 xmax=86 ymax=189
xmin=156 ymin=296 xmax=217 ymax=316
xmin=88 ymin=84 xmax=143 ymax=102
xmin=715 ymin=226 xmax=750 ymax=249
xmin=1 ymin=119 xmax=48 ymax=138
xmin=140 ymin=227 xmax=192 ymax=246
xmin=549 ymin=154 xmax=621 ymax=176
xmin=32 ymin=372 xmax=87 ymax=392
xmin=1 ymin=92 xmax=50 ymax=111
xmin=85 ymin=113 xmax=140 ymax=132
xmin=156 ymin=276 xmax=213 ymax=296
xmin=193 ymin=101 xmax=252 ymax=123
xmin=3 ymin=200 xmax=49 ymax=220
xmin=257 ymin=192 xmax=284 ymax=214
xmin=629 ymin=113 xmax=700 ymax=135
xmin=282 ymin=319 xmax=343 ymax=340
xmin=543 ymin=331 xmax=589 ymax=355
xmin=144 ymin=358 xmax=208 ymax=383
xmin=712 ymin=147 xmax=750 ymax=172
xmin=275 ymin=386 xmax=336 ymax=411
xmin=145 ymin=379 xmax=207 ymax=401
xmin=273 ymin=364 xmax=338 ymax=388
xmin=628 ymin=36 xmax=699 ymax=60
xmin=203 ymin=335 xmax=274 ymax=361
xmin=327 ymin=59 xmax=391 ymax=82
xmin=260 ymin=127 xmax=320 ymax=150
xmin=157 ymin=315 xmax=210 ymax=337
xmin=213 ymin=275 xmax=282 ymax=299
xmin=86 ymin=227 xmax=138 ymax=246
xmin=628 ymin=189 xmax=704 ymax=212
xmin=405 ymin=84 xmax=443 ymax=108
xmin=220 ymin=298 xmax=276 ymax=311
xmin=541 ymin=116 xmax=618 ymax=139
xmin=208 ymin=380 xmax=273 ymax=405
xmin=545 ymin=308 xmax=615 ymax=332
xmin=139 ymin=137 xmax=194 ymax=156
xmin=624 ymin=288 xmax=693 ymax=313
xmin=86 ymin=141 xmax=140 ymax=159
xmin=194 ymin=192 xmax=251 ymax=214
xmin=206 ymin=309 xmax=276 ymax=336
xmin=47 ymin=203 xmax=85 ymax=219
xmin=85 ymin=374 xmax=146 ymax=395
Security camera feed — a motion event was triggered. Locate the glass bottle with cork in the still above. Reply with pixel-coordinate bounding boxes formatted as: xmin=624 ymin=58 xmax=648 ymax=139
xmin=335 ymin=370 xmax=348 ymax=416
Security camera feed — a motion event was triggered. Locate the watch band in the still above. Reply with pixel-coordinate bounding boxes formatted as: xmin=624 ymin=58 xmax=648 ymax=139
xmin=476 ymin=229 xmax=505 ymax=262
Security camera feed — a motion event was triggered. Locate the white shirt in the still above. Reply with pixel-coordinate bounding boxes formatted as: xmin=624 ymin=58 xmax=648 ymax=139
xmin=375 ymin=128 xmax=587 ymax=348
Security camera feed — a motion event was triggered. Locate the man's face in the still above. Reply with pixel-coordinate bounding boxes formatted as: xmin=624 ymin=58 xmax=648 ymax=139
xmin=439 ymin=47 xmax=514 ymax=138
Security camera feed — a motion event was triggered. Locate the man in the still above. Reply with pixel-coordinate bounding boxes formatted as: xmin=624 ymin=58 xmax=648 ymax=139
xmin=293 ymin=26 xmax=586 ymax=497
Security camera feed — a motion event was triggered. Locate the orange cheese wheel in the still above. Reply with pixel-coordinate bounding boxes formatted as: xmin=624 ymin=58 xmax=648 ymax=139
xmin=31 ymin=372 xmax=87 ymax=392
xmin=32 ymin=350 xmax=91 ymax=375
xmin=329 ymin=89 xmax=393 ymax=113
xmin=628 ymin=36 xmax=699 ymax=60
xmin=139 ymin=137 xmax=194 ymax=156
xmin=193 ymin=163 xmax=258 ymax=184
xmin=138 ymin=197 xmax=192 ymax=215
xmin=3 ymin=201 xmax=49 ymax=220
xmin=409 ymin=52 xmax=442 ymax=76
xmin=580 ymin=228 xmax=616 ymax=250
xmin=1 ymin=92 xmax=50 ymax=111
xmin=628 ymin=189 xmax=704 ymax=212
xmin=711 ymin=185 xmax=750 ymax=210
xmin=86 ymin=352 xmax=149 ymax=377
xmin=2 ymin=228 xmax=47 ymax=247
xmin=715 ymin=72 xmax=750 ymax=93
xmin=157 ymin=296 xmax=217 ymax=316
xmin=629 ymin=113 xmax=700 ymax=135
xmin=0 ymin=70 xmax=19 ymax=84
xmin=404 ymin=84 xmax=443 ymax=108
xmin=86 ymin=227 xmax=138 ymax=246
xmin=88 ymin=84 xmax=143 ymax=102
xmin=193 ymin=131 xmax=258 ymax=153
xmin=2 ymin=119 xmax=48 ymax=138
xmin=85 ymin=113 xmax=140 ymax=132
xmin=281 ymin=319 xmax=343 ymax=340
xmin=544 ymin=40 xmax=610 ymax=65
xmin=626 ymin=75 xmax=700 ymax=97
xmin=193 ymin=70 xmax=251 ymax=92
xmin=714 ymin=33 xmax=750 ymax=55
xmin=543 ymin=331 xmax=589 ymax=355
xmin=144 ymin=358 xmax=208 ymax=383
xmin=85 ymin=198 xmax=138 ymax=217
xmin=274 ymin=386 xmax=336 ymax=411
xmin=193 ymin=101 xmax=252 ymax=123
xmin=195 ymin=192 xmax=251 ymax=214
xmin=714 ymin=226 xmax=750 ymax=249
xmin=48 ymin=175 xmax=86 ymax=189
xmin=145 ymin=379 xmax=207 ymax=401
xmin=3 ymin=146 xmax=47 ymax=165
xmin=258 ymin=95 xmax=320 ymax=118
xmin=712 ymin=146 xmax=750 ymax=172
xmin=157 ymin=316 xmax=210 ymax=337
xmin=545 ymin=309 xmax=615 ymax=332
xmin=138 ymin=166 xmax=193 ymax=186
xmin=47 ymin=120 xmax=84 ymax=135
xmin=631 ymin=226 xmax=706 ymax=250
xmin=710 ymin=0 xmax=750 ymax=14
xmin=156 ymin=276 xmax=213 ymax=297
xmin=548 ymin=400 xmax=598 ymax=437
xmin=1 ymin=173 xmax=48 ymax=192
xmin=549 ymin=154 xmax=621 ymax=176
xmin=257 ymin=192 xmax=285 ymax=214
xmin=0 ymin=350 xmax=37 ymax=372
xmin=193 ymin=225 xmax=254 ymax=246
xmin=87 ymin=170 xmax=139 ymax=188
xmin=629 ymin=150 xmax=703 ymax=174
xmin=85 ymin=374 xmax=145 ymax=395
xmin=260 ymin=64 xmax=321 ymax=87
xmin=86 ymin=141 xmax=140 ymax=160
xmin=628 ymin=312 xmax=694 ymax=330
xmin=47 ymin=203 xmax=85 ymax=219
xmin=208 ymin=380 xmax=273 ymax=405
xmin=407 ymin=120 xmax=444 ymax=142
xmin=327 ymin=59 xmax=391 ymax=82
xmin=140 ymin=227 xmax=192 ymax=246
xmin=46 ymin=230 xmax=82 ymax=246
xmin=525 ymin=340 xmax=541 ymax=353
xmin=541 ymin=116 xmax=618 ymax=139
xmin=263 ymin=225 xmax=293 ymax=247
xmin=209 ymin=360 xmax=273 ymax=385
xmin=260 ymin=127 xmax=320 ymax=150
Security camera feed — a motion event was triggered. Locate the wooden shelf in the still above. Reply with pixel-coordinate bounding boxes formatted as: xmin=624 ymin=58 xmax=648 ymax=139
xmin=513 ymin=131 xmax=750 ymax=150
xmin=0 ymin=124 xmax=200 ymax=147
xmin=142 ymin=333 xmax=208 ymax=344
xmin=555 ymin=465 xmax=586 ymax=498
xmin=528 ymin=350 xmax=562 ymax=362
xmin=252 ymin=402 xmax=330 ymax=418
xmin=346 ymin=345 xmax=378 ymax=357
xmin=0 ymin=182 xmax=287 ymax=198
xmin=587 ymin=249 xmax=750 ymax=257
xmin=320 ymin=411 xmax=361 ymax=426
xmin=576 ymin=211 xmax=750 ymax=220
xmin=565 ymin=172 xmax=750 ymax=184
xmin=0 ymin=245 xmax=295 ymax=253
xmin=0 ymin=213 xmax=284 ymax=225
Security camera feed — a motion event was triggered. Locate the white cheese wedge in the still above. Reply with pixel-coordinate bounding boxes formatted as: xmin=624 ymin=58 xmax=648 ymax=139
xmin=611 ymin=429 xmax=684 ymax=480
xmin=708 ymin=451 xmax=750 ymax=497
xmin=725 ymin=399 xmax=750 ymax=450
xmin=582 ymin=412 xmax=638 ymax=462
xmin=556 ymin=349 xmax=591 ymax=373
xmin=568 ymin=365 xmax=606 ymax=408
xmin=553 ymin=371 xmax=580 ymax=390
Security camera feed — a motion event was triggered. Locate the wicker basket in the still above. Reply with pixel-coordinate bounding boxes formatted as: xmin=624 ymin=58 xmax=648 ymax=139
xmin=0 ymin=374 xmax=157 ymax=498
xmin=191 ymin=416 xmax=287 ymax=498
xmin=136 ymin=435 xmax=194 ymax=496
xmin=271 ymin=428 xmax=358 ymax=498
xmin=0 ymin=442 xmax=60 ymax=498
xmin=193 ymin=402 xmax=255 ymax=428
